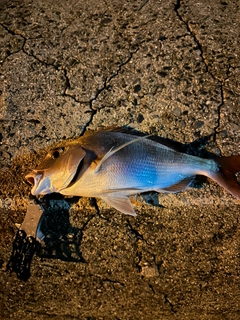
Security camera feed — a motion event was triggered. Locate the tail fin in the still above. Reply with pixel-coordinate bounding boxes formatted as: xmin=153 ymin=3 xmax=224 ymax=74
xmin=210 ymin=156 xmax=240 ymax=200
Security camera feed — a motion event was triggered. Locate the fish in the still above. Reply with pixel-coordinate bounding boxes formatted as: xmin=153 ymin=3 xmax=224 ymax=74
xmin=25 ymin=127 xmax=240 ymax=215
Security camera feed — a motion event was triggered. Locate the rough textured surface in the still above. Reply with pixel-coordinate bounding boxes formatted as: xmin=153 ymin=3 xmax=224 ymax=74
xmin=0 ymin=0 xmax=240 ymax=319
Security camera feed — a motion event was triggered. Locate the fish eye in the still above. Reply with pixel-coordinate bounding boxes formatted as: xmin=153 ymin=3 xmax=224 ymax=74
xmin=51 ymin=147 xmax=64 ymax=159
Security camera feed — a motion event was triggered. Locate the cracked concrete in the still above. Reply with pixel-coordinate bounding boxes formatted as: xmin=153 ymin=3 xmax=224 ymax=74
xmin=0 ymin=0 xmax=240 ymax=319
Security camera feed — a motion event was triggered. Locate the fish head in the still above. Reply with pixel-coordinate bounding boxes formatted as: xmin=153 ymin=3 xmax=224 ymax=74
xmin=25 ymin=145 xmax=86 ymax=195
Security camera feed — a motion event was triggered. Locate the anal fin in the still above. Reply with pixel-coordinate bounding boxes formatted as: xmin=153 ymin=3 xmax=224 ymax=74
xmin=157 ymin=176 xmax=194 ymax=193
xmin=102 ymin=195 xmax=137 ymax=216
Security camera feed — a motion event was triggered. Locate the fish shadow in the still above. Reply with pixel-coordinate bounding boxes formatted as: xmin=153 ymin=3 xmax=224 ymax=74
xmin=7 ymin=195 xmax=86 ymax=281
xmin=36 ymin=195 xmax=86 ymax=263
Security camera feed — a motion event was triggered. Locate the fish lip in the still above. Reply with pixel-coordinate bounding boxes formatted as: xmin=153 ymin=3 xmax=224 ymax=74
xmin=25 ymin=173 xmax=36 ymax=187
xmin=25 ymin=171 xmax=45 ymax=195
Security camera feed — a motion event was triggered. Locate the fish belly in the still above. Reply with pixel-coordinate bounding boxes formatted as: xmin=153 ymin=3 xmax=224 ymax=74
xmin=101 ymin=160 xmax=192 ymax=191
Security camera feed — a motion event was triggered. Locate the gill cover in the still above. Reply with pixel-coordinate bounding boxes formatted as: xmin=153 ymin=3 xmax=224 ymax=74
xmin=26 ymin=145 xmax=86 ymax=195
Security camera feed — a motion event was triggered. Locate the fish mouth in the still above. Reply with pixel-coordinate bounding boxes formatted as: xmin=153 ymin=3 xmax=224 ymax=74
xmin=25 ymin=159 xmax=83 ymax=195
xmin=25 ymin=171 xmax=51 ymax=195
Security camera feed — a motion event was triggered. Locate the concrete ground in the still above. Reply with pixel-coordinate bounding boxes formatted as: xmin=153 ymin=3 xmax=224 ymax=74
xmin=0 ymin=0 xmax=240 ymax=319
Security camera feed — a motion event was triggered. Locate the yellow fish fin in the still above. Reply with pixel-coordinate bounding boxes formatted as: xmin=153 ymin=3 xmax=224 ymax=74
xmin=102 ymin=195 xmax=137 ymax=216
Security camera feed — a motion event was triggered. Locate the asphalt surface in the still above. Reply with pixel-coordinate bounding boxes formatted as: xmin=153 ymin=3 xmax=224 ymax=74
xmin=0 ymin=0 xmax=240 ymax=319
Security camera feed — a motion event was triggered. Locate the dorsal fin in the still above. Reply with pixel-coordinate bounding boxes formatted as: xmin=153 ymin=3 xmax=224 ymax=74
xmin=94 ymin=135 xmax=151 ymax=173
xmin=94 ymin=126 xmax=186 ymax=153
xmin=96 ymin=125 xmax=128 ymax=133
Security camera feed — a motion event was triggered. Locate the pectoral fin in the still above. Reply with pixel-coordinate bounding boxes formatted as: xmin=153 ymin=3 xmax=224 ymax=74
xmin=94 ymin=135 xmax=151 ymax=173
xmin=102 ymin=195 xmax=137 ymax=216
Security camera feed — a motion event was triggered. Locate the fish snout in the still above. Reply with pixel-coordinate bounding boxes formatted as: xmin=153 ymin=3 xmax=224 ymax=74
xmin=25 ymin=171 xmax=44 ymax=195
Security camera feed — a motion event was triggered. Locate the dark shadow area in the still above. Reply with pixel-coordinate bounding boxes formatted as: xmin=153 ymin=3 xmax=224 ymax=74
xmin=37 ymin=197 xmax=86 ymax=263
xmin=6 ymin=195 xmax=87 ymax=281
xmin=123 ymin=126 xmax=216 ymax=157
xmin=6 ymin=230 xmax=40 ymax=281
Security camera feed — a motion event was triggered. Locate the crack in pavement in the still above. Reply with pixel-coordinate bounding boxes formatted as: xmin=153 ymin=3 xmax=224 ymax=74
xmin=174 ymin=1 xmax=224 ymax=143
xmin=138 ymin=0 xmax=149 ymax=11
xmin=1 ymin=24 xmax=57 ymax=69
xmin=153 ymin=253 xmax=164 ymax=275
xmin=2 ymin=13 xmax=227 ymax=149
xmin=1 ymin=23 xmax=140 ymax=137
xmin=81 ymin=47 xmax=140 ymax=136
xmin=213 ymin=84 xmax=224 ymax=154
xmin=78 ymin=214 xmax=95 ymax=253
xmin=88 ymin=198 xmax=110 ymax=221
xmin=126 ymin=219 xmax=144 ymax=273
xmin=62 ymin=69 xmax=89 ymax=104
xmin=97 ymin=276 xmax=125 ymax=287
xmin=22 ymin=309 xmax=80 ymax=319
xmin=0 ymin=23 xmax=26 ymax=63
xmin=174 ymin=1 xmax=210 ymax=76
xmin=1 ymin=23 xmax=89 ymax=109
xmin=147 ymin=281 xmax=176 ymax=313
xmin=163 ymin=293 xmax=176 ymax=313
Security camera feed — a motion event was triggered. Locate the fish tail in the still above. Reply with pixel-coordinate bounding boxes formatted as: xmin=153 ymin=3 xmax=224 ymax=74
xmin=210 ymin=156 xmax=240 ymax=200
